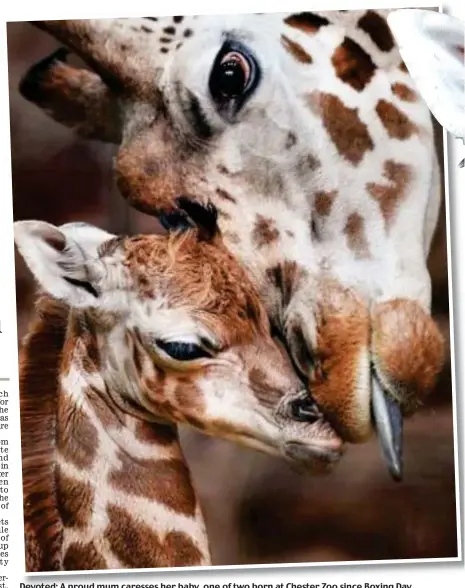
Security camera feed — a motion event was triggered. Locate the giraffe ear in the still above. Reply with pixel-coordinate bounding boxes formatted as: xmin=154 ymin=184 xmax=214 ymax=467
xmin=388 ymin=9 xmax=465 ymax=140
xmin=14 ymin=220 xmax=114 ymax=307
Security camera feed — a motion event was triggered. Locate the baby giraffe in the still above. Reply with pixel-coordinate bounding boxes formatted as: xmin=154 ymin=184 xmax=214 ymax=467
xmin=16 ymin=199 xmax=341 ymax=572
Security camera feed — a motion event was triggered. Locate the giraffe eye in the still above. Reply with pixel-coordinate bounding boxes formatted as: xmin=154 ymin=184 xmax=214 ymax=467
xmin=214 ymin=51 xmax=251 ymax=97
xmin=155 ymin=340 xmax=212 ymax=361
xmin=209 ymin=41 xmax=260 ymax=116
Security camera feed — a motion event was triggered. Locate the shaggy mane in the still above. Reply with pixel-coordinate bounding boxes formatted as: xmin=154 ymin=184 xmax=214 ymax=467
xmin=20 ymin=295 xmax=69 ymax=571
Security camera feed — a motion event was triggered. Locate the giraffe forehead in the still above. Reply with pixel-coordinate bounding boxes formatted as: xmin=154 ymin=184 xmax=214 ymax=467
xmin=112 ymin=234 xmax=266 ymax=340
xmin=120 ymin=233 xmax=245 ymax=294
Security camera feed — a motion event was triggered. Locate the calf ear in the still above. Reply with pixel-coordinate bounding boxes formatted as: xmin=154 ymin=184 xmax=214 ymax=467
xmin=14 ymin=220 xmax=113 ymax=307
xmin=388 ymin=9 xmax=465 ymax=141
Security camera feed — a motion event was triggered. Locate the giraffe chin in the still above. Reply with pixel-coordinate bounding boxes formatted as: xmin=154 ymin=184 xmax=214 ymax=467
xmin=281 ymin=423 xmax=344 ymax=474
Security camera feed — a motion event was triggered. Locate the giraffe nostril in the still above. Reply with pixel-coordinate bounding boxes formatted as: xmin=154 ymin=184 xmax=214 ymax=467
xmin=289 ymin=395 xmax=321 ymax=423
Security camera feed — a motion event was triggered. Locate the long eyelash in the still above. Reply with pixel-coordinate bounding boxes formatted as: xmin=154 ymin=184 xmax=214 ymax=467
xmin=63 ymin=276 xmax=99 ymax=297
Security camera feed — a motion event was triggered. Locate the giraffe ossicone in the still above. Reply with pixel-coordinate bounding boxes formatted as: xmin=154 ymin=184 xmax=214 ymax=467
xmin=16 ymin=208 xmax=343 ymax=571
xmin=20 ymin=10 xmax=446 ymax=480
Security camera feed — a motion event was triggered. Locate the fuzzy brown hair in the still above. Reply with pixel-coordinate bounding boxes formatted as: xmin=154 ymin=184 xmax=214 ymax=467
xmin=122 ymin=230 xmax=270 ymax=345
xmin=19 ymin=295 xmax=69 ymax=571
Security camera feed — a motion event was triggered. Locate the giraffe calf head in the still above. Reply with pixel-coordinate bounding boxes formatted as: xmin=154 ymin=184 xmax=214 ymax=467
xmin=14 ymin=208 xmax=342 ymax=471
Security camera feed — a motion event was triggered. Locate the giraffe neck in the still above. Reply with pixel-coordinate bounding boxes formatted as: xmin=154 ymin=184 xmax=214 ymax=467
xmin=31 ymin=304 xmax=210 ymax=571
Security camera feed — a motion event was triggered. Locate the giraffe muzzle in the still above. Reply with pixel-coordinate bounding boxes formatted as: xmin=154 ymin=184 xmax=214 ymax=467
xmin=277 ymin=391 xmax=344 ymax=472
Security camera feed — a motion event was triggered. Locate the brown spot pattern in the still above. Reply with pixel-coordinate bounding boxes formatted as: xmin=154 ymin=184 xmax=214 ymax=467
xmin=281 ymin=35 xmax=313 ymax=64
xmin=331 ymin=38 xmax=377 ymax=91
xmin=162 ymin=531 xmax=204 ymax=567
xmin=106 ymin=505 xmax=161 ymax=568
xmin=266 ymin=261 xmax=306 ymax=308
xmin=376 ymin=99 xmax=419 ymax=139
xmin=358 ymin=10 xmax=395 ymax=52
xmin=134 ymin=421 xmax=178 ymax=445
xmin=315 ymin=190 xmax=337 ymax=217
xmin=57 ymin=394 xmax=99 ymax=470
xmin=109 ymin=452 xmax=197 ymax=517
xmin=105 ymin=504 xmax=202 ymax=567
xmin=252 ymin=215 xmax=280 ymax=248
xmin=311 ymin=92 xmax=374 ymax=165
xmin=367 ymin=160 xmax=413 ymax=227
xmin=344 ymin=213 xmax=370 ymax=259
xmin=56 ymin=469 xmax=94 ymax=529
xmin=391 ymin=82 xmax=418 ymax=102
xmin=285 ymin=12 xmax=330 ymax=34
xmin=63 ymin=541 xmax=107 ymax=570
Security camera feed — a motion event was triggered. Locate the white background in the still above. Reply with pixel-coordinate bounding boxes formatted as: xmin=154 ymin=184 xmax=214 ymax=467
xmin=0 ymin=0 xmax=463 ymax=586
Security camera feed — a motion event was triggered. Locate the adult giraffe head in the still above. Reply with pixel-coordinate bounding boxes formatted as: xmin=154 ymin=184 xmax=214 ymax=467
xmin=19 ymin=11 xmax=446 ymax=479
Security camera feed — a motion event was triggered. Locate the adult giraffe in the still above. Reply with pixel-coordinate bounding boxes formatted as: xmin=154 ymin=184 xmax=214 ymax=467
xmin=19 ymin=10 xmax=445 ymax=479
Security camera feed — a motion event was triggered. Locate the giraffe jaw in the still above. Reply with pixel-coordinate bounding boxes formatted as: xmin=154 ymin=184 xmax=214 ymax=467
xmin=371 ymin=375 xmax=403 ymax=482
xmin=283 ymin=436 xmax=344 ymax=474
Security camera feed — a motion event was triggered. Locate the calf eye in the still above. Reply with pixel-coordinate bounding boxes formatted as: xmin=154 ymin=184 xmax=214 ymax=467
xmin=156 ymin=340 xmax=212 ymax=361
xmin=209 ymin=40 xmax=260 ymax=116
